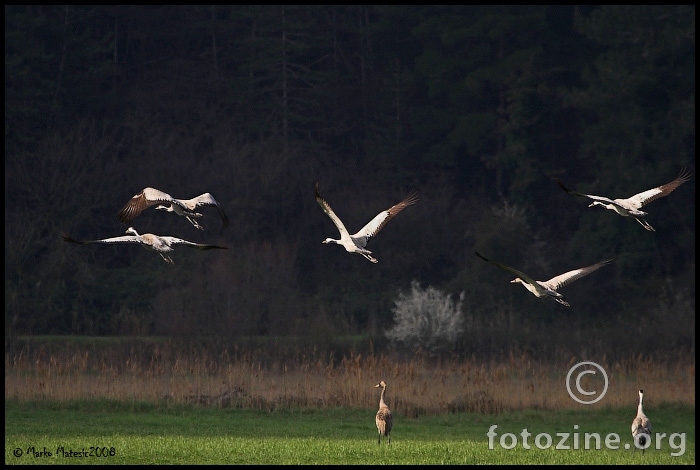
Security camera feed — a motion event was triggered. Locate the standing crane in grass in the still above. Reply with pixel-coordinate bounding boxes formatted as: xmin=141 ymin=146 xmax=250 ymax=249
xmin=631 ymin=389 xmax=652 ymax=453
xmin=374 ymin=380 xmax=393 ymax=445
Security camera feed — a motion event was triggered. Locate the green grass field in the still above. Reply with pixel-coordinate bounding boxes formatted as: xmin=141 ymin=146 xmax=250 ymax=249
xmin=5 ymin=400 xmax=694 ymax=464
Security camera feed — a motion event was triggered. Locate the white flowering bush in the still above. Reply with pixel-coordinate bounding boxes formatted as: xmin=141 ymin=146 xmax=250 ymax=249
xmin=385 ymin=280 xmax=465 ymax=354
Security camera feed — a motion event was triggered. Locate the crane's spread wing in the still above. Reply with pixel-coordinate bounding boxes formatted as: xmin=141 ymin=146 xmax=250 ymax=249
xmin=62 ymin=233 xmax=140 ymax=245
xmin=315 ymin=183 xmax=350 ymax=238
xmin=625 ymin=167 xmax=691 ymax=208
xmin=352 ymin=191 xmax=418 ymax=246
xmin=118 ymin=187 xmax=176 ymax=224
xmin=188 ymin=193 xmax=219 ymax=208
xmin=556 ymin=179 xmax=628 ymax=209
xmin=187 ymin=193 xmax=229 ymax=227
xmin=544 ymin=258 xmax=613 ymax=290
xmin=160 ymin=236 xmax=227 ymax=250
xmin=475 ymin=252 xmax=539 ymax=286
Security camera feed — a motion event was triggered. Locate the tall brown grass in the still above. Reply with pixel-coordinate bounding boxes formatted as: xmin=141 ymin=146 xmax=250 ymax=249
xmin=5 ymin=338 xmax=694 ymax=417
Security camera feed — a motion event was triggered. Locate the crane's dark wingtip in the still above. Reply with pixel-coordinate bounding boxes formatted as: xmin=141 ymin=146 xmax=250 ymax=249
xmin=677 ymin=166 xmax=692 ymax=182
xmin=62 ymin=233 xmax=81 ymax=244
xmin=220 ymin=210 xmax=230 ymax=228
xmin=314 ymin=182 xmax=324 ymax=200
xmin=556 ymin=178 xmax=573 ymax=194
xmin=116 ymin=209 xmax=131 ymax=225
xmin=404 ymin=190 xmax=419 ymax=205
xmin=199 ymin=244 xmax=228 ymax=250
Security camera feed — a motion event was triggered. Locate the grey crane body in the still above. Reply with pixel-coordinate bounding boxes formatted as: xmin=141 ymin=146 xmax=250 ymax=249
xmin=557 ymin=167 xmax=691 ymax=231
xmin=631 ymin=389 xmax=652 ymax=453
xmin=315 ymin=182 xmax=418 ymax=263
xmin=118 ymin=187 xmax=229 ymax=230
xmin=374 ymin=380 xmax=393 ymax=445
xmin=62 ymin=227 xmax=227 ymax=264
xmin=475 ymin=252 xmax=613 ymax=307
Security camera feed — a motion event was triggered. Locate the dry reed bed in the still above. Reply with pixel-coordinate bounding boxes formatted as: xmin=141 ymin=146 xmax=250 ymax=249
xmin=5 ymin=345 xmax=695 ymax=416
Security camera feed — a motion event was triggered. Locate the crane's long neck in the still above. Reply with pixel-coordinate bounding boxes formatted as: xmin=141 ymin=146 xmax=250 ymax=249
xmin=637 ymin=394 xmax=644 ymax=416
xmin=157 ymin=203 xmax=188 ymax=213
xmin=126 ymin=227 xmax=141 ymax=238
xmin=379 ymin=385 xmax=387 ymax=408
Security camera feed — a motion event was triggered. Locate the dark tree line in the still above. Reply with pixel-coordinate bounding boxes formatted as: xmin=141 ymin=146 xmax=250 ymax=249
xmin=5 ymin=6 xmax=694 ymax=360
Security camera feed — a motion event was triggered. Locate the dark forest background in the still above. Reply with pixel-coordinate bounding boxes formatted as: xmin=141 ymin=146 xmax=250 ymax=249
xmin=5 ymin=6 xmax=695 ymax=361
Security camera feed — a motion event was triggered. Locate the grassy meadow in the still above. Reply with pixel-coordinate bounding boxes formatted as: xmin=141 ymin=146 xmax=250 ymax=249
xmin=5 ymin=336 xmax=696 ymax=464
xmin=5 ymin=401 xmax=695 ymax=464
